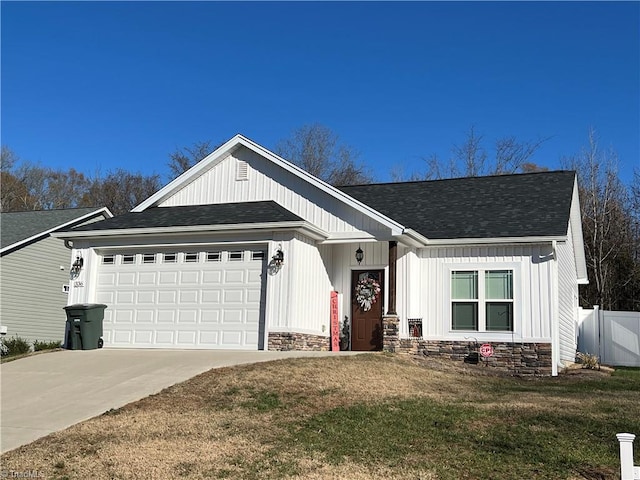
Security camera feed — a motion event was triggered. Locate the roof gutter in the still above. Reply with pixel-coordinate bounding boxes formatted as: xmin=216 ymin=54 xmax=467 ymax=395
xmin=51 ymin=220 xmax=329 ymax=242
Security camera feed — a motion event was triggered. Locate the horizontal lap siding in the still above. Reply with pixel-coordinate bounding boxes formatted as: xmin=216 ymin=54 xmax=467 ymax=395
xmin=159 ymin=149 xmax=389 ymax=237
xmin=557 ymin=223 xmax=579 ymax=363
xmin=0 ymin=237 xmax=71 ymax=343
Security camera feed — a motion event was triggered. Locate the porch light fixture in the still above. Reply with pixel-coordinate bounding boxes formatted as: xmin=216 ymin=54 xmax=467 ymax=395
xmin=70 ymin=255 xmax=84 ymax=279
xmin=355 ymin=246 xmax=364 ymax=265
xmin=272 ymin=246 xmax=284 ymax=267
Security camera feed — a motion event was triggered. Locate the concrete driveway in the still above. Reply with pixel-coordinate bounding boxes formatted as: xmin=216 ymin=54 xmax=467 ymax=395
xmin=1 ymin=348 xmax=350 ymax=453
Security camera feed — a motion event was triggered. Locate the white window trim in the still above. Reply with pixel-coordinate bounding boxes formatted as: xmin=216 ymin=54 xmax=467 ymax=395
xmin=444 ymin=262 xmax=522 ymax=341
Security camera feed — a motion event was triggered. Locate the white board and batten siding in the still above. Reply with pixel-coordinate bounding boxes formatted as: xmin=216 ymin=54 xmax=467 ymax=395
xmin=416 ymin=244 xmax=556 ymax=342
xmin=272 ymin=234 xmax=333 ymax=335
xmin=84 ymin=246 xmax=268 ymax=350
xmin=159 ymin=148 xmax=390 ymax=239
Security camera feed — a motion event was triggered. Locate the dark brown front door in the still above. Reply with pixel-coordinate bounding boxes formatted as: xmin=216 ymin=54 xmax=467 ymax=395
xmin=351 ymin=270 xmax=384 ymax=351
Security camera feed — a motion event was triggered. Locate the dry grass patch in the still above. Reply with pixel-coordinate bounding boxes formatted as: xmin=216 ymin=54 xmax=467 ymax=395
xmin=2 ymin=354 xmax=639 ymax=479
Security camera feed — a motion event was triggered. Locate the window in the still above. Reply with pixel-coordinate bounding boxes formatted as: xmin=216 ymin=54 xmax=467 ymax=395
xmin=142 ymin=253 xmax=156 ymax=264
xmin=451 ymin=269 xmax=513 ymax=332
xmin=122 ymin=254 xmax=136 ymax=265
xmin=184 ymin=252 xmax=199 ymax=263
xmin=251 ymin=251 xmax=265 ymax=261
xmin=229 ymin=251 xmax=244 ymax=261
xmin=163 ymin=253 xmax=177 ymax=263
xmin=206 ymin=251 xmax=221 ymax=262
xmin=102 ymin=255 xmax=115 ymax=265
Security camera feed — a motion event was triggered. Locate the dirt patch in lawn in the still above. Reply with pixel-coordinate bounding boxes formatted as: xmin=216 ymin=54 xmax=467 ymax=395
xmin=2 ymin=354 xmax=637 ymax=480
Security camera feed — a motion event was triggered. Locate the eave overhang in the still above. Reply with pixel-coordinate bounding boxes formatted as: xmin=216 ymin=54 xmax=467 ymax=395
xmin=0 ymin=207 xmax=113 ymax=256
xmin=51 ymin=220 xmax=329 ymax=242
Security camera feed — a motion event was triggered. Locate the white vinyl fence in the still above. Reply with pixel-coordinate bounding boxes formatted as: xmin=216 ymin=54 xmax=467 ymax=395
xmin=578 ymin=306 xmax=640 ymax=367
xmin=617 ymin=433 xmax=640 ymax=480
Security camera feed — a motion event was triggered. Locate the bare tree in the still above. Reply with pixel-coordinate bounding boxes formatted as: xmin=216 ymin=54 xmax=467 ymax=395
xmin=168 ymin=141 xmax=222 ymax=179
xmin=494 ymin=136 xmax=550 ymax=174
xmin=563 ymin=128 xmax=636 ymax=309
xmin=80 ymin=169 xmax=162 ymax=215
xmin=452 ymin=125 xmax=487 ymax=177
xmin=276 ymin=124 xmax=372 ymax=186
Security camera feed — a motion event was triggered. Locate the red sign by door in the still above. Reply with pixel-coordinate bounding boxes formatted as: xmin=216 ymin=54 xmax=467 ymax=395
xmin=330 ymin=291 xmax=340 ymax=351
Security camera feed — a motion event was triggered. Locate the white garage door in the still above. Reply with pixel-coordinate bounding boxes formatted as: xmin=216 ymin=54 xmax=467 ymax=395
xmin=95 ymin=248 xmax=266 ymax=350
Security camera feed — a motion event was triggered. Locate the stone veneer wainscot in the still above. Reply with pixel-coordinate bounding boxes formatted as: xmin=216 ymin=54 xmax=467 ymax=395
xmin=268 ymin=332 xmax=330 ymax=351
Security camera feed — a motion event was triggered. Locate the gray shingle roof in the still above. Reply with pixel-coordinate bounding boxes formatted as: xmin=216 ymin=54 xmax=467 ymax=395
xmin=339 ymin=171 xmax=576 ymax=239
xmin=66 ymin=201 xmax=303 ymax=232
xmin=0 ymin=208 xmax=104 ymax=249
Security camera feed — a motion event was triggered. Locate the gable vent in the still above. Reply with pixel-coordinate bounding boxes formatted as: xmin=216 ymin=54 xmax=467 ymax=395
xmin=236 ymin=160 xmax=249 ymax=181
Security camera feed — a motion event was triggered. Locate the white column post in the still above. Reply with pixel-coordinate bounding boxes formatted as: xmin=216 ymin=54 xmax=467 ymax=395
xmin=617 ymin=433 xmax=636 ymax=480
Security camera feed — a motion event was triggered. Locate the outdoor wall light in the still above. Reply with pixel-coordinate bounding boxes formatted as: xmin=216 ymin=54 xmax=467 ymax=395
xmin=70 ymin=255 xmax=84 ymax=279
xmin=355 ymin=246 xmax=364 ymax=265
xmin=272 ymin=247 xmax=284 ymax=267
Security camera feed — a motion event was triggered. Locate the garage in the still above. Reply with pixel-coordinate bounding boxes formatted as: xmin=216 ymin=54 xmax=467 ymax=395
xmin=94 ymin=247 xmax=267 ymax=350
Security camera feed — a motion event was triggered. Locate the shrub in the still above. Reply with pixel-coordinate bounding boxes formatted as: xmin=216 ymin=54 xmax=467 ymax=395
xmin=33 ymin=340 xmax=62 ymax=352
xmin=2 ymin=336 xmax=31 ymax=357
xmin=576 ymin=352 xmax=600 ymax=369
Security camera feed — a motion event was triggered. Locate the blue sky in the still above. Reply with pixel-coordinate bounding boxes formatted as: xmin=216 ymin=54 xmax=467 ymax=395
xmin=2 ymin=1 xmax=638 ymax=185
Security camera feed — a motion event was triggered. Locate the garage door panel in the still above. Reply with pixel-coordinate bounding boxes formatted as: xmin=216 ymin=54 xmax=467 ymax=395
xmin=138 ymin=272 xmax=157 ymax=285
xmin=181 ymin=271 xmax=200 ymax=284
xmin=136 ymin=310 xmax=154 ymax=323
xmin=137 ymin=291 xmax=156 ymax=304
xmin=178 ymin=310 xmax=198 ymax=323
xmin=201 ymin=310 xmax=219 ymax=323
xmin=134 ymin=331 xmax=153 ymax=344
xmin=202 ymin=290 xmax=220 ymax=303
xmin=155 ymin=331 xmax=175 ymax=344
xmin=114 ymin=310 xmax=134 ymax=323
xmin=157 ymin=310 xmax=176 ymax=323
xmin=225 ymin=270 xmax=245 ymax=283
xmin=118 ymin=273 xmax=136 ymax=285
xmin=199 ymin=331 xmax=220 ymax=345
xmin=159 ymin=272 xmax=178 ymax=285
xmin=98 ymin=248 xmax=266 ymax=349
xmin=158 ymin=291 xmax=177 ymax=303
xmin=179 ymin=290 xmax=198 ymax=303
xmin=223 ymin=290 xmax=244 ymax=303
xmin=203 ymin=271 xmax=222 ymax=284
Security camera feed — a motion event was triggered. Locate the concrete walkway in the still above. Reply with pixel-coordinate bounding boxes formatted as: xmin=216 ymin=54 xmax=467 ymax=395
xmin=0 ymin=348 xmax=351 ymax=453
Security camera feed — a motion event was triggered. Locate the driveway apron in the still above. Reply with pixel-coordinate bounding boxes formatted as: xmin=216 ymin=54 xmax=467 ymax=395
xmin=0 ymin=349 xmax=348 ymax=453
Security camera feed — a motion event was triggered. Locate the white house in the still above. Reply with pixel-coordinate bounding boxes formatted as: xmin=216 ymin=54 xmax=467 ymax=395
xmin=55 ymin=135 xmax=587 ymax=375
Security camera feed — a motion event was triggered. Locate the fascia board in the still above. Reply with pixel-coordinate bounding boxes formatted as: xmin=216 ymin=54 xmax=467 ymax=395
xmin=569 ymin=176 xmax=589 ymax=282
xmin=51 ymin=221 xmax=329 ymax=241
xmin=424 ymin=235 xmax=567 ymax=247
xmin=132 ymin=134 xmax=406 ymax=235
xmin=0 ymin=208 xmax=113 ymax=255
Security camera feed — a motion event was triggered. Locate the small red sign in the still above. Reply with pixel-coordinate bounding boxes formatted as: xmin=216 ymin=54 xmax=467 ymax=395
xmin=480 ymin=343 xmax=494 ymax=358
xmin=330 ymin=291 xmax=340 ymax=351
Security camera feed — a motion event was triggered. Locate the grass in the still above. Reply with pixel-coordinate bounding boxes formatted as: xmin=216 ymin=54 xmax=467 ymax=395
xmin=1 ymin=355 xmax=639 ymax=479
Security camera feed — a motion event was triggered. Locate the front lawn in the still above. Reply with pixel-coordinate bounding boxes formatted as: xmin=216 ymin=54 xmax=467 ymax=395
xmin=2 ymin=355 xmax=638 ymax=479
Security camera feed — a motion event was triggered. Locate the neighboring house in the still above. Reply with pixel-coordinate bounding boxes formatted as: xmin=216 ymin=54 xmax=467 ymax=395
xmin=1 ymin=207 xmax=112 ymax=344
xmin=55 ymin=135 xmax=587 ymax=375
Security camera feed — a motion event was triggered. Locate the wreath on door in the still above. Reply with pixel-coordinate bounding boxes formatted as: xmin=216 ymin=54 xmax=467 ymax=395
xmin=355 ymin=277 xmax=381 ymax=312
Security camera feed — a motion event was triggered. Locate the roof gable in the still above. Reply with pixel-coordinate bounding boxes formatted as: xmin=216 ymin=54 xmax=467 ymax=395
xmin=132 ymin=134 xmax=404 ymax=236
xmin=340 ymin=171 xmax=576 ymax=240
xmin=0 ymin=207 xmax=112 ymax=253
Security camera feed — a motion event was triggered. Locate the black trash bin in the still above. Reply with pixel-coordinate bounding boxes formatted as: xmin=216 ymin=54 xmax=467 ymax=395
xmin=63 ymin=304 xmax=107 ymax=350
